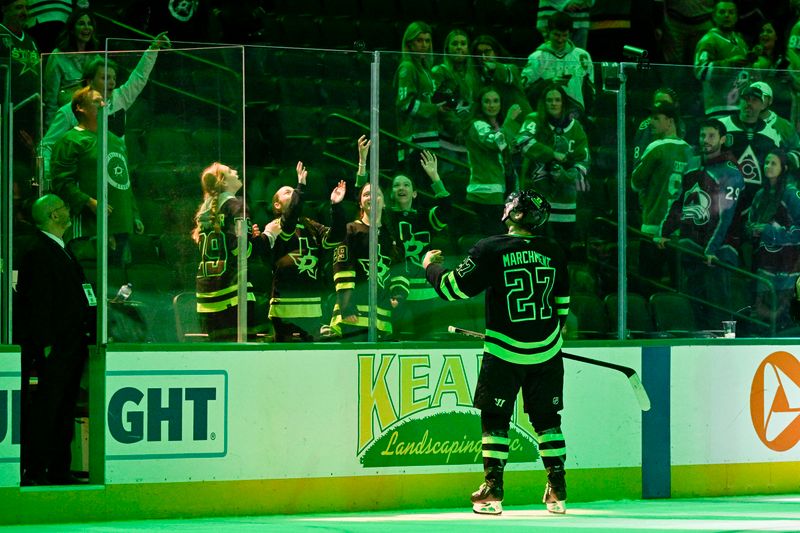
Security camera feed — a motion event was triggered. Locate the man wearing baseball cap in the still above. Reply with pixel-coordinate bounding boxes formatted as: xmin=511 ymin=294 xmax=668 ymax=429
xmin=632 ymin=101 xmax=692 ymax=290
xmin=719 ymin=81 xmax=800 ymax=213
xmin=745 ymin=81 xmax=799 ymax=145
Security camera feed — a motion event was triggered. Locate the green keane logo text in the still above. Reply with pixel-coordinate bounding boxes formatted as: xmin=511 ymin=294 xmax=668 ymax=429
xmin=357 ymin=353 xmax=538 ymax=467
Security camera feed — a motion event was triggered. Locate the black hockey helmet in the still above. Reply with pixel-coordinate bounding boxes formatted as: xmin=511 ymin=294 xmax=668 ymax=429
xmin=502 ymin=189 xmax=550 ymax=230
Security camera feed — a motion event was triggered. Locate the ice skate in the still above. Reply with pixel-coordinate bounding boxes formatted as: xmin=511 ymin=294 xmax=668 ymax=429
xmin=471 ymin=480 xmax=504 ymax=515
xmin=543 ymin=482 xmax=567 ymax=514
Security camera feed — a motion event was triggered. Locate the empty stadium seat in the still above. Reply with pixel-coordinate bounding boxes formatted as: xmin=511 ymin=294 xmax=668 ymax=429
xmin=172 ymin=292 xmax=208 ymax=342
xmin=569 ymin=292 xmax=610 ymax=339
xmin=604 ymin=292 xmax=655 ymax=338
xmin=649 ymin=292 xmax=698 ymax=336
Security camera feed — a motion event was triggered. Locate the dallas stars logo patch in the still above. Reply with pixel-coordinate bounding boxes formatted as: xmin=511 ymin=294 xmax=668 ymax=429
xmin=398 ymin=221 xmax=431 ymax=268
xmin=289 ymin=236 xmax=319 ymax=279
xmin=358 ymin=243 xmax=391 ymax=288
xmin=11 ymin=46 xmax=39 ymax=76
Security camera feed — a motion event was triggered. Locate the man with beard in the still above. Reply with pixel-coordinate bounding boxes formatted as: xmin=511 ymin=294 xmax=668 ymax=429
xmin=718 ymin=82 xmax=800 ymax=226
xmin=657 ymin=118 xmax=745 ymax=328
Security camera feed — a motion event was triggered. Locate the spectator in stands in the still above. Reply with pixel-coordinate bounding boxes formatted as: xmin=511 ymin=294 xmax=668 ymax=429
xmin=587 ymin=0 xmax=634 ymax=61
xmin=40 ymin=32 xmax=170 ymax=183
xmin=735 ymin=0 xmax=789 ymax=45
xmin=786 ymin=0 xmax=800 ymax=132
xmin=0 ymin=0 xmax=38 ymax=95
xmin=464 ymin=86 xmax=523 ymax=239
xmin=262 ymin=161 xmax=347 ymax=342
xmin=50 ymin=87 xmax=143 ymax=265
xmin=694 ymin=1 xmax=757 ymax=118
xmin=654 ymin=0 xmax=714 ymax=66
xmin=719 ymin=82 xmax=800 ymax=220
xmin=536 ymin=0 xmax=594 ymax=50
xmin=191 ymin=162 xmax=265 ymax=342
xmin=746 ymin=81 xmax=797 ymax=146
xmin=1 ymin=0 xmax=40 ymax=202
xmin=432 ymin=29 xmax=475 ymax=197
xmin=752 ymin=20 xmax=787 ymax=71
xmin=750 ymin=23 xmax=793 ymax=119
xmin=517 ymin=83 xmax=590 ymax=253
xmin=124 ymin=0 xmax=220 ymax=44
xmin=471 ymin=34 xmax=532 ymax=117
xmin=522 ymin=11 xmax=595 ymax=119
xmin=394 ymin=21 xmax=440 ymax=183
xmin=16 ymin=194 xmax=94 ymax=486
xmin=631 ymin=87 xmax=685 ymax=167
xmin=25 ymin=0 xmax=84 ymax=54
xmin=746 ymin=150 xmax=800 ymax=331
xmin=357 ymin=138 xmax=454 ymax=338
xmin=631 ymin=102 xmax=692 ymax=292
xmin=657 ymin=118 xmax=745 ymax=328
xmin=329 ymin=182 xmax=409 ymax=341
xmin=43 ymin=9 xmax=99 ymax=128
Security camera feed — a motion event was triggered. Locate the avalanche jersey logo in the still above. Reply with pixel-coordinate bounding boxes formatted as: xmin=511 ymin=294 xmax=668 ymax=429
xmin=737 ymin=145 xmax=762 ymax=185
xmin=680 ymin=183 xmax=711 ymax=226
xmin=399 ymin=221 xmax=430 ymax=269
xmin=358 ymin=244 xmax=391 ymax=288
xmin=289 ymin=236 xmax=319 ymax=279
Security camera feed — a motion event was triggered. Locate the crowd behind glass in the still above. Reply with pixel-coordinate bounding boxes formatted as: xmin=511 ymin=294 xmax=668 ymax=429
xmin=6 ymin=1 xmax=800 ymax=345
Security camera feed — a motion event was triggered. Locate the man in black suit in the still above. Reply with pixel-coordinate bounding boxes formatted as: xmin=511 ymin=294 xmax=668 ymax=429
xmin=15 ymin=194 xmax=95 ymax=485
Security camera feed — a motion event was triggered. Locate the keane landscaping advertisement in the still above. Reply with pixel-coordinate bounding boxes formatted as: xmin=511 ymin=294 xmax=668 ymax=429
xmin=104 ymin=346 xmax=642 ymax=484
xmin=355 ymin=353 xmax=539 ymax=468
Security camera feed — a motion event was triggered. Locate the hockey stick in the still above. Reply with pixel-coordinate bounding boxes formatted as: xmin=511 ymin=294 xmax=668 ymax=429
xmin=447 ymin=325 xmax=651 ymax=411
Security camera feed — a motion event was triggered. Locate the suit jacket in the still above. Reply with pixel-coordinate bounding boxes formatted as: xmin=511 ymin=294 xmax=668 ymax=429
xmin=15 ymin=230 xmax=92 ymax=349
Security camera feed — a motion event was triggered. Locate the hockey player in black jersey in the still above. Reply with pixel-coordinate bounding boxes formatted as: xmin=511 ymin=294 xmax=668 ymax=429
xmin=423 ymin=189 xmax=570 ymax=515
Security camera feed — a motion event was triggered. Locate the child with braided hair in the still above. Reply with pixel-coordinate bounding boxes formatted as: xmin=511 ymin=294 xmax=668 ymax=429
xmin=192 ymin=162 xmax=266 ymax=341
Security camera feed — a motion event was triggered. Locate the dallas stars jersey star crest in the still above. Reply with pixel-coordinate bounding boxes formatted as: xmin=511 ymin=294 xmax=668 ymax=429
xmin=269 ymin=185 xmax=346 ymax=321
xmin=390 ymin=201 xmax=449 ymax=301
xmin=330 ymin=220 xmax=409 ymax=334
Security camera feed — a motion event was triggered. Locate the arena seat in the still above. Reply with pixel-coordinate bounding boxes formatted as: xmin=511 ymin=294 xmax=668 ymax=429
xmin=604 ymin=292 xmax=655 ymax=338
xmin=569 ymin=292 xmax=611 ymax=339
xmin=649 ymin=292 xmax=698 ymax=336
xmin=172 ymin=291 xmax=208 ymax=342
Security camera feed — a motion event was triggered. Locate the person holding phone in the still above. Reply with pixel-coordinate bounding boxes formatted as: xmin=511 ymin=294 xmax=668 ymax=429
xmin=522 ymin=11 xmax=595 ymax=118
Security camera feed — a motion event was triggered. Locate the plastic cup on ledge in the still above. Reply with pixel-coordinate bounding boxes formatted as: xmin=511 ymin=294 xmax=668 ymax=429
xmin=722 ymin=320 xmax=736 ymax=339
